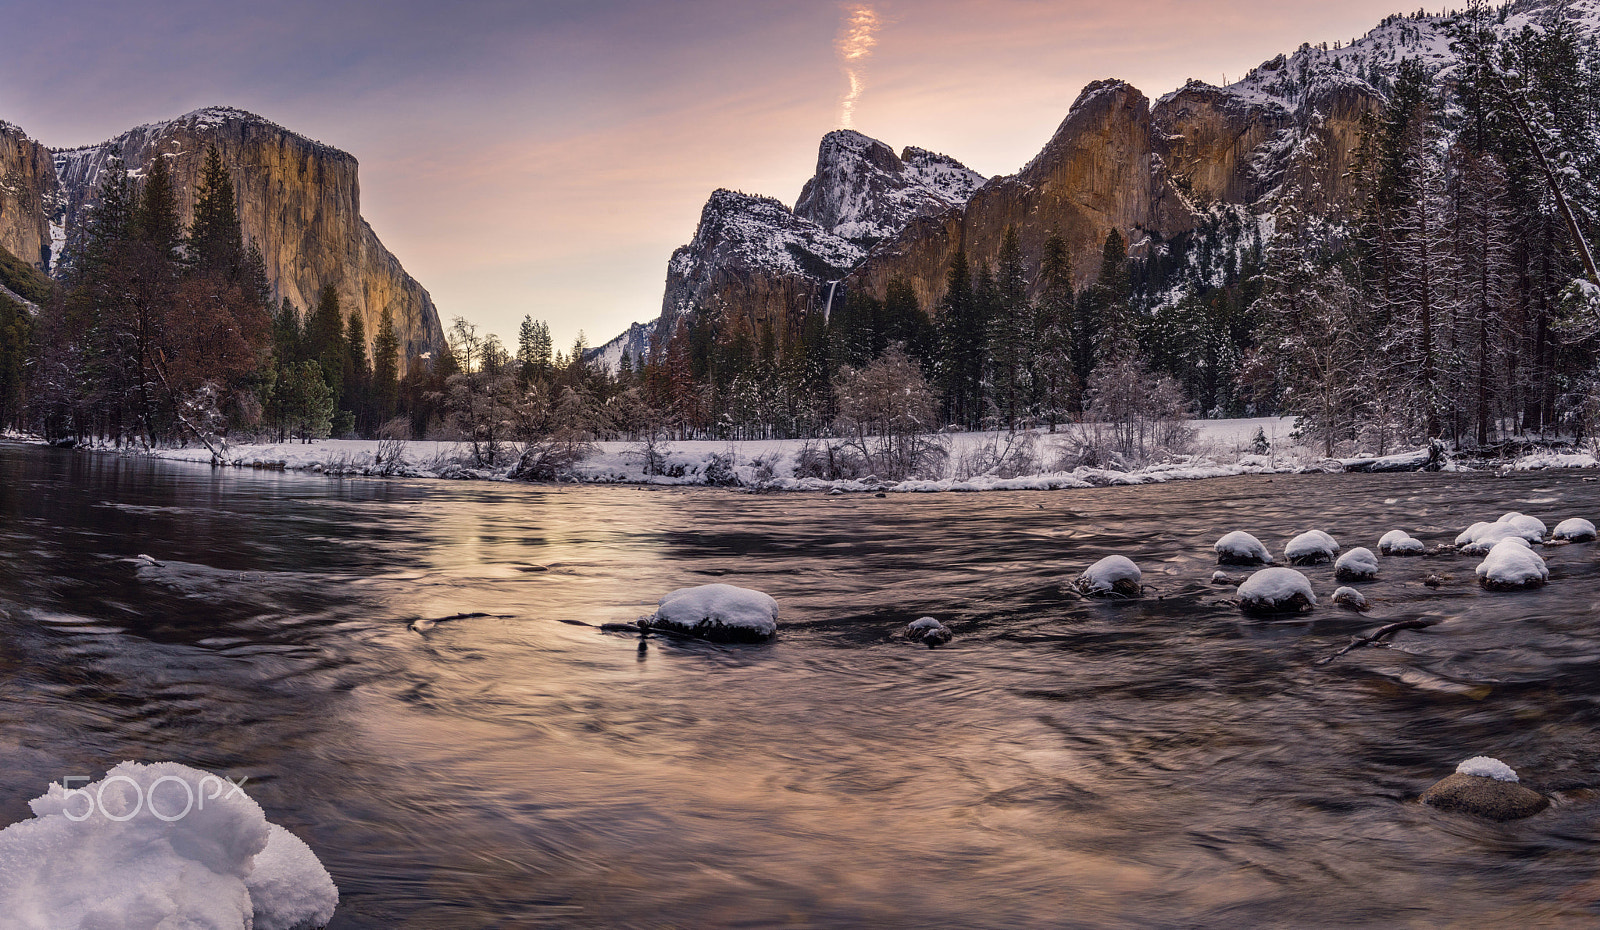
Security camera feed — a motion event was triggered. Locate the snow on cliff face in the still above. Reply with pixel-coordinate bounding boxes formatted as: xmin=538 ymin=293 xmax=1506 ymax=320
xmin=794 ymin=129 xmax=984 ymax=246
xmin=668 ymin=189 xmax=865 ymax=284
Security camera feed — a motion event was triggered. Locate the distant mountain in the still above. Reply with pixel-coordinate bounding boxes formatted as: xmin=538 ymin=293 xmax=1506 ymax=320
xmin=598 ymin=0 xmax=1600 ymax=371
xmin=0 ymin=106 xmax=445 ymax=364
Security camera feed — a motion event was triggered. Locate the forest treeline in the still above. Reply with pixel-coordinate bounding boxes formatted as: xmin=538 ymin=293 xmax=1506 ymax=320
xmin=1 ymin=3 xmax=1598 ymax=468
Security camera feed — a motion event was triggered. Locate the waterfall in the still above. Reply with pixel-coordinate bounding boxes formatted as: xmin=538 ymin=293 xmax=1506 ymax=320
xmin=823 ymin=280 xmax=839 ymax=324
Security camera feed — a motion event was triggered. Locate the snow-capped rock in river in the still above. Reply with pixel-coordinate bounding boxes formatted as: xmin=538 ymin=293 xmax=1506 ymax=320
xmin=1215 ymin=530 xmax=1273 ymax=565
xmin=1552 ymin=517 xmax=1597 ymax=542
xmin=1458 ymin=512 xmax=1546 ymax=553
xmin=1075 ymin=555 xmax=1143 ymax=598
xmin=1421 ymin=755 xmax=1549 ymax=821
xmin=1285 ymin=530 xmax=1340 ymax=565
xmin=1378 ymin=530 xmax=1426 ymax=555
xmin=906 ymin=616 xmax=952 ymax=647
xmin=794 ymin=129 xmax=985 ymax=247
xmin=1474 ymin=537 xmax=1549 ymax=590
xmin=1331 ymin=586 xmax=1368 ymax=611
xmin=0 ymin=761 xmax=338 ymax=930
xmin=645 ymin=583 xmax=780 ymax=642
xmin=1334 ymin=547 xmax=1379 ymax=582
xmin=1237 ymin=567 xmax=1316 ymax=614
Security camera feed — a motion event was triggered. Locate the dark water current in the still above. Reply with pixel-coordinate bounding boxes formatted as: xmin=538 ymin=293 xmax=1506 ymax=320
xmin=2 ymin=443 xmax=1599 ymax=928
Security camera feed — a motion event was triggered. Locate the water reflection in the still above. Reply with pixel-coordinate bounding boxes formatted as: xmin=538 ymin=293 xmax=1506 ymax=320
xmin=0 ymin=445 xmax=1598 ymax=927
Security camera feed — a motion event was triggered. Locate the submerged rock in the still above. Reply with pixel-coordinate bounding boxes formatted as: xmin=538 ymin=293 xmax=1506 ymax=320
xmin=644 ymin=583 xmax=779 ymax=642
xmin=1334 ymin=547 xmax=1379 ymax=582
xmin=1285 ymin=530 xmax=1340 ymax=565
xmin=1210 ymin=570 xmax=1239 ymax=586
xmin=1420 ymin=757 xmax=1548 ymax=821
xmin=1378 ymin=530 xmax=1425 ymax=555
xmin=1331 ymin=586 xmax=1368 ymax=611
xmin=906 ymin=616 xmax=952 ymax=647
xmin=1075 ymin=555 xmax=1142 ymax=598
xmin=1215 ymin=531 xmax=1273 ymax=566
xmin=1237 ymin=567 xmax=1316 ymax=615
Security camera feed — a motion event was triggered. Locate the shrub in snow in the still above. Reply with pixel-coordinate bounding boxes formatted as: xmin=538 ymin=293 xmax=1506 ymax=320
xmin=1331 ymin=586 xmax=1368 ymax=611
xmin=1378 ymin=530 xmax=1425 ymax=555
xmin=1215 ymin=531 xmax=1272 ymax=565
xmin=1421 ymin=756 xmax=1548 ymax=821
xmin=0 ymin=761 xmax=337 ymax=930
xmin=1285 ymin=530 xmax=1340 ymax=565
xmin=1334 ymin=547 xmax=1379 ymax=582
xmin=1237 ymin=567 xmax=1316 ymax=614
xmin=1552 ymin=517 xmax=1597 ymax=541
xmin=1074 ymin=555 xmax=1142 ymax=598
xmin=1474 ymin=537 xmax=1549 ymax=590
xmin=645 ymin=583 xmax=779 ymax=642
xmin=906 ymin=616 xmax=952 ymax=647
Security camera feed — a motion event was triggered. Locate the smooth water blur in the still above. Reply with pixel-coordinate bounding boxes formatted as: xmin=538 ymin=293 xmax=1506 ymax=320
xmin=1 ymin=443 xmax=1599 ymax=928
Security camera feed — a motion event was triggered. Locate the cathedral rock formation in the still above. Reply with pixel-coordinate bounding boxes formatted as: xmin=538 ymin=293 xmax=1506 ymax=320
xmin=2 ymin=107 xmax=444 ymax=364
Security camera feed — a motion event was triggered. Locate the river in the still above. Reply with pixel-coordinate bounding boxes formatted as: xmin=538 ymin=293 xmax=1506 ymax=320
xmin=1 ymin=444 xmax=1598 ymax=927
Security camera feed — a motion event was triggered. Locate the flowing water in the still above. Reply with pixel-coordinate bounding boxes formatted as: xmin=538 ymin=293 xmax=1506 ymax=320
xmin=2 ymin=443 xmax=1599 ymax=928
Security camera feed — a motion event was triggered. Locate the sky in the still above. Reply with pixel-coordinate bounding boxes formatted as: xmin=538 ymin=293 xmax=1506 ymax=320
xmin=1 ymin=0 xmax=1424 ymax=351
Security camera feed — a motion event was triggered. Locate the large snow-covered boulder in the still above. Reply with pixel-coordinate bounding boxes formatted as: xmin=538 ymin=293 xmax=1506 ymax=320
xmin=1474 ymin=538 xmax=1548 ymax=590
xmin=1378 ymin=530 xmax=1426 ymax=555
xmin=1285 ymin=530 xmax=1340 ymax=565
xmin=1334 ymin=547 xmax=1379 ymax=582
xmin=1074 ymin=555 xmax=1142 ymax=598
xmin=1459 ymin=512 xmax=1546 ymax=552
xmin=1420 ymin=756 xmax=1548 ymax=821
xmin=646 ymin=583 xmax=779 ymax=642
xmin=1215 ymin=531 xmax=1273 ymax=565
xmin=1237 ymin=567 xmax=1317 ymax=614
xmin=1552 ymin=517 xmax=1597 ymax=542
xmin=0 ymin=762 xmax=337 ymax=930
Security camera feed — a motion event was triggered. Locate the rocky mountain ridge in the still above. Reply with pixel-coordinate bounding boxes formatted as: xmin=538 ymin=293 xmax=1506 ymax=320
xmin=597 ymin=0 xmax=1591 ymax=371
xmin=0 ymin=106 xmax=445 ymax=364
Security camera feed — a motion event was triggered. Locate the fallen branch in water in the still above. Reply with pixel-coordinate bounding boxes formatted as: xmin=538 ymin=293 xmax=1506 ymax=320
xmin=1316 ymin=618 xmax=1441 ymax=666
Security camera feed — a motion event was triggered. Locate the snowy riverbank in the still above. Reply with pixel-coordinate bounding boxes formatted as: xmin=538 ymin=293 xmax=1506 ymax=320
xmin=15 ymin=418 xmax=1600 ymax=491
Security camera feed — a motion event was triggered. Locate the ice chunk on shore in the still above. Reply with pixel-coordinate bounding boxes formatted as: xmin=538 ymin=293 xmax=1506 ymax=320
xmin=1552 ymin=517 xmax=1596 ymax=541
xmin=1456 ymin=756 xmax=1519 ymax=783
xmin=1334 ymin=547 xmax=1379 ymax=581
xmin=1215 ymin=531 xmax=1272 ymax=565
xmin=1075 ymin=555 xmax=1142 ymax=597
xmin=1474 ymin=537 xmax=1548 ymax=589
xmin=1237 ymin=567 xmax=1316 ymax=613
xmin=1378 ymin=530 xmax=1425 ymax=555
xmin=1285 ymin=530 xmax=1339 ymax=564
xmin=647 ymin=583 xmax=779 ymax=641
xmin=0 ymin=762 xmax=337 ymax=930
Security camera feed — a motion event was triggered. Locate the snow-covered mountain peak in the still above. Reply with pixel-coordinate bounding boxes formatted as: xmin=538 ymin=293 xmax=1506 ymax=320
xmin=672 ymin=188 xmax=864 ymax=282
xmin=794 ymin=128 xmax=985 ymax=246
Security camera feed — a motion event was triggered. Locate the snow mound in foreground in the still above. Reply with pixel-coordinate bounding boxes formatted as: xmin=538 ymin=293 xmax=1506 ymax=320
xmin=1215 ymin=531 xmax=1272 ymax=565
xmin=1552 ymin=517 xmax=1597 ymax=541
xmin=0 ymin=761 xmax=337 ymax=930
xmin=1474 ymin=537 xmax=1548 ymax=589
xmin=647 ymin=583 xmax=779 ymax=641
xmin=1334 ymin=547 xmax=1379 ymax=581
xmin=1456 ymin=756 xmax=1519 ymax=783
xmin=1458 ymin=512 xmax=1545 ymax=550
xmin=1285 ymin=530 xmax=1340 ymax=564
xmin=1075 ymin=555 xmax=1142 ymax=597
xmin=1378 ymin=529 xmax=1425 ymax=555
xmin=1237 ymin=567 xmax=1316 ymax=614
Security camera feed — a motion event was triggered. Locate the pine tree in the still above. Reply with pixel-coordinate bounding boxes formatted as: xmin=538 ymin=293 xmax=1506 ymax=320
xmin=372 ymin=306 xmax=400 ymax=424
xmin=187 ymin=145 xmax=244 ymax=278
xmin=987 ymin=226 xmax=1033 ymax=429
xmin=936 ymin=250 xmax=984 ymax=427
xmin=305 ymin=284 xmax=347 ymax=399
xmin=344 ymin=309 xmax=371 ymax=431
xmin=134 ymin=154 xmax=182 ymax=264
xmin=1035 ymin=233 xmax=1077 ymax=429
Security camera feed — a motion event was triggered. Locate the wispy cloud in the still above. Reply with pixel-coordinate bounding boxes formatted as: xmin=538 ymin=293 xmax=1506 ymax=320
xmin=835 ymin=5 xmax=880 ymax=129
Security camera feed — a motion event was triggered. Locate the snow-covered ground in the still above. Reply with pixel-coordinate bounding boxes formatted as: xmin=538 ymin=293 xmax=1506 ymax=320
xmin=15 ymin=415 xmax=1600 ymax=492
